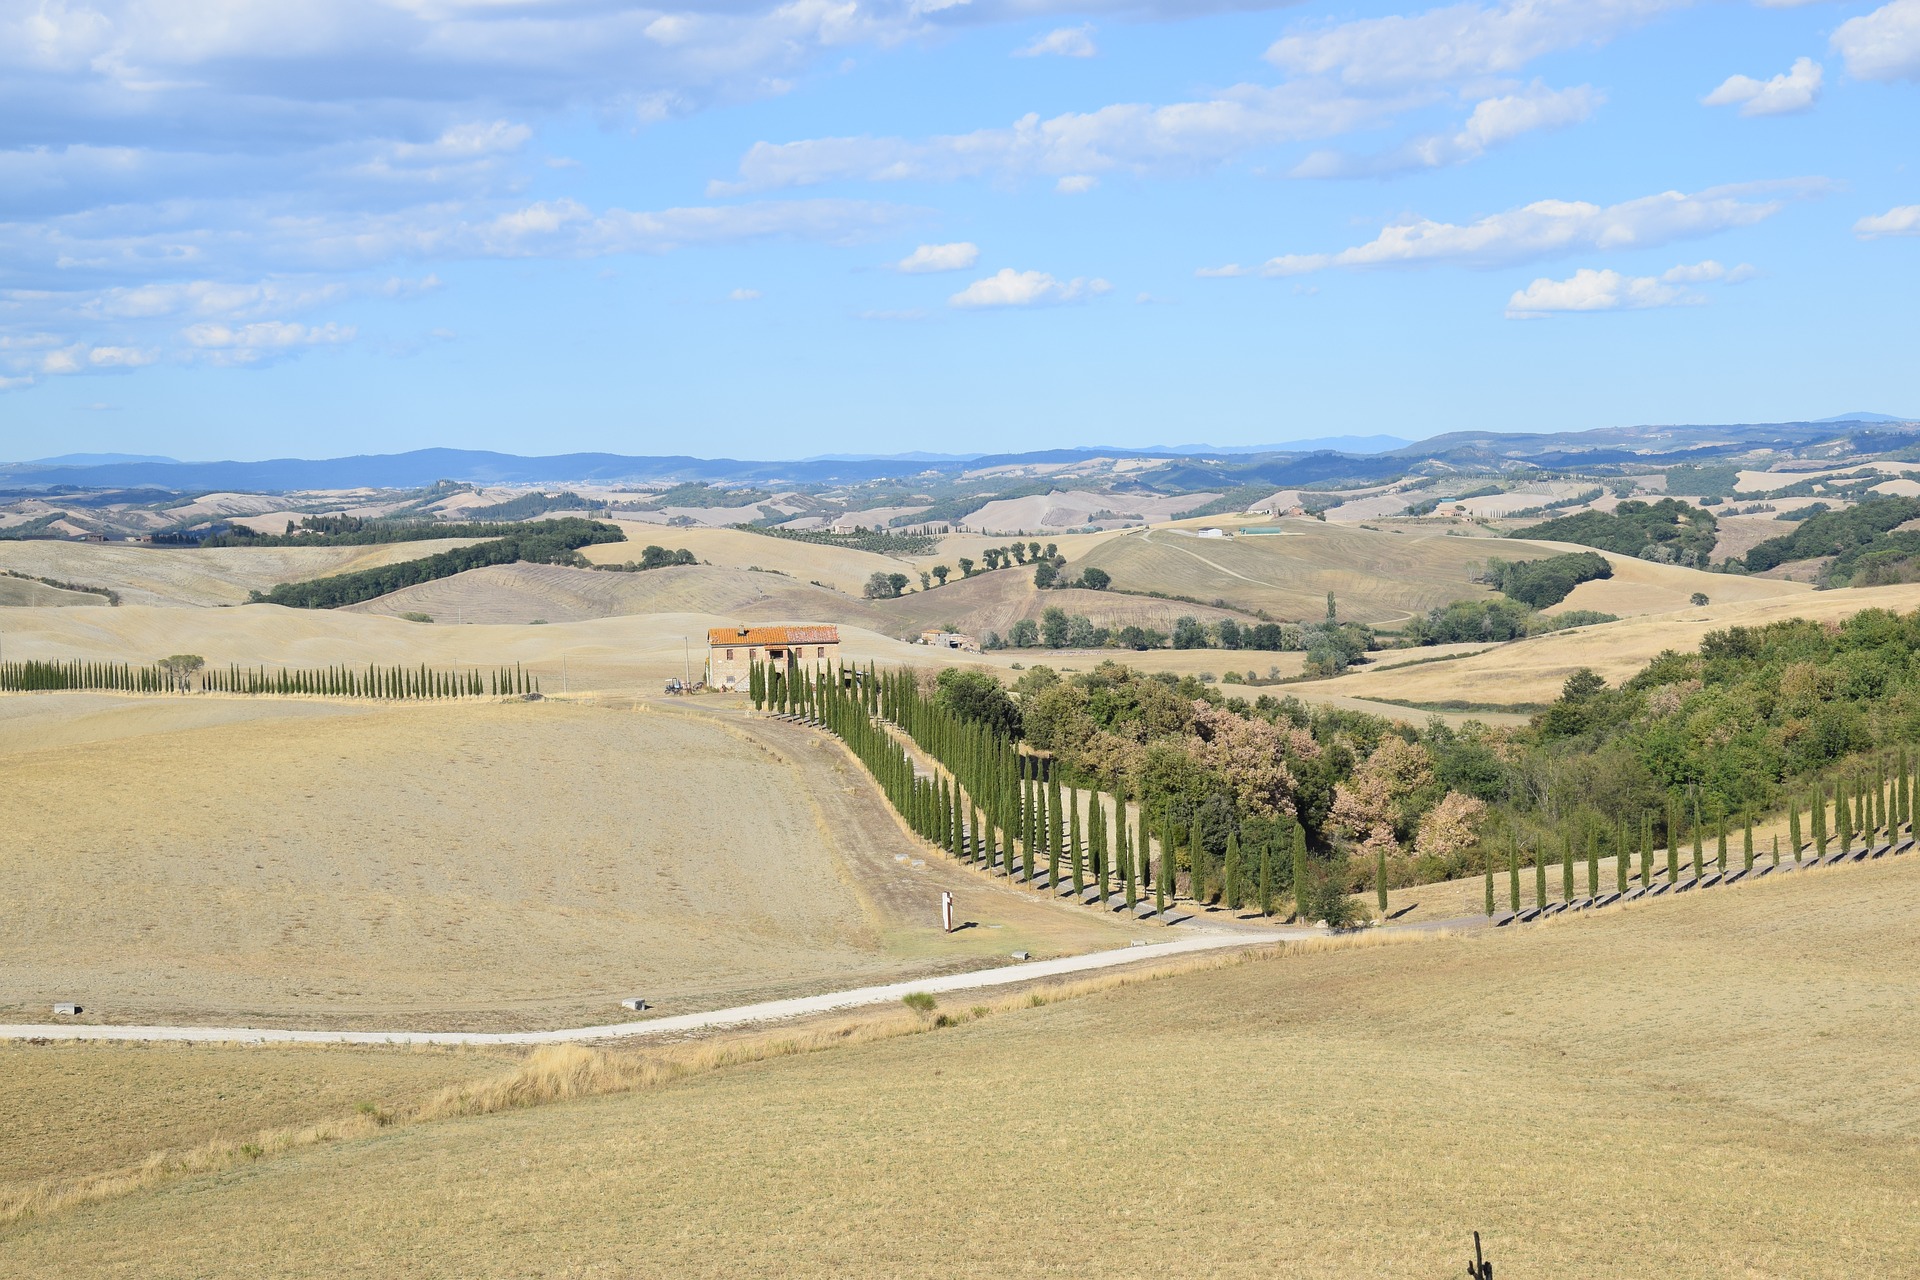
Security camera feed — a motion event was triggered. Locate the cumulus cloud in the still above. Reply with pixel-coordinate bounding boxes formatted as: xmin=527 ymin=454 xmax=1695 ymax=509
xmin=1265 ymin=0 xmax=1680 ymax=88
xmin=1855 ymin=204 xmax=1920 ymax=237
xmin=1056 ymin=174 xmax=1099 ymax=193
xmin=39 ymin=344 xmax=158 ymax=373
xmin=1258 ymin=183 xmax=1805 ymax=276
xmin=710 ymin=84 xmax=1413 ymax=193
xmin=1016 ymin=25 xmax=1097 ymax=57
xmin=896 ymin=242 xmax=980 ymax=273
xmin=1704 ymin=57 xmax=1823 ymax=116
xmin=727 ymin=287 xmax=762 ymax=301
xmin=1292 ymin=83 xmax=1600 ymax=178
xmin=1505 ymin=259 xmax=1756 ymax=317
xmin=949 ymin=269 xmax=1111 ymax=308
xmin=1832 ymin=0 xmax=1920 ymax=82
xmin=178 ymin=321 xmax=355 ymax=365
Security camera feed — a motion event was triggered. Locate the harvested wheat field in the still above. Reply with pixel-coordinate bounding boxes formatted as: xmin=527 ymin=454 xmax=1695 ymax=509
xmin=0 ymin=603 xmax=953 ymax=692
xmin=7 ymin=850 xmax=1918 ymax=1277
xmin=1074 ymin=522 xmax=1538 ymax=624
xmin=1321 ymin=580 xmax=1920 ymax=708
xmin=0 ymin=539 xmax=485 ymax=607
xmin=0 ymin=697 xmax=1135 ymax=1031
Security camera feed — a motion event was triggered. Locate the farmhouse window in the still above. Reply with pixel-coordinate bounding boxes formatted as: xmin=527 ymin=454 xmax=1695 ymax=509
xmin=817 ymin=647 xmax=826 ymax=658
xmin=726 ymin=649 xmax=735 ymax=660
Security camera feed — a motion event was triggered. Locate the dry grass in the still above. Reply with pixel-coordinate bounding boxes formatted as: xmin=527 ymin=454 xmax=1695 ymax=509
xmin=0 ymin=698 xmax=1134 ymax=1029
xmin=0 ymin=1042 xmax=509 ymax=1225
xmin=8 ymin=856 xmax=1919 ymax=1276
xmin=0 ymin=932 xmax=1420 ymax=1234
xmin=0 ymin=539 xmax=484 ymax=607
xmin=1322 ymin=578 xmax=1920 ymax=707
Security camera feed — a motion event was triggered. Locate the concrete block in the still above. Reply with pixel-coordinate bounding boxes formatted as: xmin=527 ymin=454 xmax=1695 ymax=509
xmin=1896 ymin=838 xmax=1915 ymax=855
xmin=1542 ymin=902 xmax=1567 ymax=916
xmin=1011 ymin=951 xmax=1030 ymax=961
xmin=1594 ymin=892 xmax=1621 ymax=908
xmin=53 ymin=1002 xmax=81 ymax=1016
xmin=1672 ymin=879 xmax=1696 ymax=893
xmin=1723 ymin=869 xmax=1747 ymax=884
xmin=1493 ymin=912 xmax=1518 ymax=927
xmin=1871 ymin=843 xmax=1891 ymax=859
xmin=1517 ymin=906 xmax=1542 ymax=922
xmin=620 ymin=998 xmax=648 ymax=1012
xmin=1622 ymin=887 xmax=1647 ymax=903
xmin=1700 ymin=872 xmax=1723 ymax=888
xmin=1648 ymin=883 xmax=1670 ymax=896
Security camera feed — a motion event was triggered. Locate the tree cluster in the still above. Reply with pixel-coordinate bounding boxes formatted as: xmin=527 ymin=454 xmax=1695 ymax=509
xmin=251 ymin=519 xmax=624 ymax=608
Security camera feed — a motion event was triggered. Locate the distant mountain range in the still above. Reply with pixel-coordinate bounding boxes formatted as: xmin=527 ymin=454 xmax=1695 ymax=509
xmin=2 ymin=417 xmax=1913 ymax=494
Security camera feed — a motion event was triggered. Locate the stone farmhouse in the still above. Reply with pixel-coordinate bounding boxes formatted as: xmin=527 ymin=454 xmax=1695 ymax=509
xmin=706 ymin=624 xmax=841 ymax=691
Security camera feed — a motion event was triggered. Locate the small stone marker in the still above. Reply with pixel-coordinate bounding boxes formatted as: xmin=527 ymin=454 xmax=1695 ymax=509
xmin=1130 ymin=939 xmax=1147 ymax=947
xmin=1010 ymin=951 xmax=1030 ymax=961
xmin=620 ymin=997 xmax=648 ymax=1012
xmin=941 ymin=890 xmax=954 ymax=934
xmin=53 ymin=1003 xmax=80 ymax=1016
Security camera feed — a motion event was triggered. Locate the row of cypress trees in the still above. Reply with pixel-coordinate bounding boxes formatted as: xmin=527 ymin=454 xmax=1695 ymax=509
xmin=1478 ymin=746 xmax=1915 ymax=915
xmin=772 ymin=658 xmax=1320 ymax=921
xmin=0 ymin=657 xmax=535 ymax=699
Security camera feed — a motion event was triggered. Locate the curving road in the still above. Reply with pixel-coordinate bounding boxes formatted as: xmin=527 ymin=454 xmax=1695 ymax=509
xmin=0 ymin=931 xmax=1291 ymax=1048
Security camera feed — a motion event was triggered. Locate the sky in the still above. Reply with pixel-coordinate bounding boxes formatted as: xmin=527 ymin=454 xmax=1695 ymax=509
xmin=1 ymin=0 xmax=1917 ymax=463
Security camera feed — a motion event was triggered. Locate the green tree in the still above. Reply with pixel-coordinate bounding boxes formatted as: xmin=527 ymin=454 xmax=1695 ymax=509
xmin=1375 ymin=841 xmax=1388 ymax=915
xmin=1484 ymin=850 xmax=1496 ymax=917
xmin=1292 ymin=823 xmax=1310 ymax=922
xmin=1534 ymin=846 xmax=1547 ymax=908
xmin=1223 ymin=832 xmax=1242 ymax=912
xmin=1562 ymin=831 xmax=1575 ymax=901
xmin=1258 ymin=835 xmax=1275 ymax=917
xmin=1508 ymin=840 xmax=1521 ymax=913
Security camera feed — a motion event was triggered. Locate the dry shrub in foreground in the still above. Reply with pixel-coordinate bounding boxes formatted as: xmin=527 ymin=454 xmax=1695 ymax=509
xmin=0 ymin=929 xmax=1437 ymax=1231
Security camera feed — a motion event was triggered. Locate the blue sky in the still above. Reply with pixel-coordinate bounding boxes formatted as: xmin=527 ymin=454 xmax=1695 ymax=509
xmin=1 ymin=0 xmax=1916 ymax=462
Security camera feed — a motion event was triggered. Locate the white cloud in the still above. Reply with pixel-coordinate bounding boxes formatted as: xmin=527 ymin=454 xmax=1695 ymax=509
xmin=1259 ymin=183 xmax=1804 ymax=275
xmin=1855 ymin=204 xmax=1920 ymax=237
xmin=1832 ymin=0 xmax=1920 ymax=82
xmin=896 ymin=242 xmax=980 ymax=273
xmin=1195 ymin=264 xmax=1250 ymax=278
xmin=949 ymin=269 xmax=1111 ymax=308
xmin=728 ymin=287 xmax=762 ymax=301
xmin=1056 ymin=174 xmax=1099 ymax=193
xmin=1506 ymin=259 xmax=1757 ymax=317
xmin=181 ymin=321 xmax=355 ymax=365
xmin=1292 ymin=83 xmax=1600 ymax=178
xmin=0 ymin=375 xmax=35 ymax=391
xmin=1507 ymin=268 xmax=1689 ymax=317
xmin=1016 ymin=25 xmax=1097 ymax=57
xmin=710 ymin=84 xmax=1414 ymax=193
xmin=1265 ymin=0 xmax=1681 ymax=88
xmin=1704 ymin=57 xmax=1823 ymax=116
xmin=39 ymin=344 xmax=158 ymax=373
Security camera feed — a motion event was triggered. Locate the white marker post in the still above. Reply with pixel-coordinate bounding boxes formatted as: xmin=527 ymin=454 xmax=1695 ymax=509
xmin=941 ymin=891 xmax=955 ymax=934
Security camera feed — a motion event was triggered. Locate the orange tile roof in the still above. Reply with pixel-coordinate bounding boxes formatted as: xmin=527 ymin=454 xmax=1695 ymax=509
xmin=707 ymin=625 xmax=840 ymax=647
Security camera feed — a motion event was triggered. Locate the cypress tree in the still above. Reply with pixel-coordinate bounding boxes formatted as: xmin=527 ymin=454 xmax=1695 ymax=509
xmin=1136 ymin=809 xmax=1149 ymax=913
xmin=1716 ymin=814 xmax=1728 ymax=874
xmin=1772 ymin=833 xmax=1780 ymax=867
xmin=1258 ymin=834 xmax=1274 ymax=918
xmin=1121 ymin=815 xmax=1137 ymax=913
xmin=1374 ymin=840 xmax=1387 ymax=916
xmin=1667 ymin=800 xmax=1680 ymax=884
xmin=1813 ymin=784 xmax=1828 ymax=859
xmin=1534 ymin=844 xmax=1546 ymax=909
xmin=1508 ymin=839 xmax=1521 ymax=913
xmin=1484 ymin=849 xmax=1497 ymax=917
xmin=1742 ymin=811 xmax=1754 ymax=871
xmin=1224 ymin=831 xmax=1243 ymax=913
xmin=1691 ymin=800 xmax=1704 ymax=880
xmin=1640 ymin=813 xmax=1652 ymax=888
xmin=1586 ymin=826 xmax=1600 ymax=901
xmin=1070 ymin=788 xmax=1085 ymax=896
xmin=1562 ymin=830 xmax=1575 ymax=902
xmin=1789 ymin=794 xmax=1803 ymax=859
xmin=1615 ymin=820 xmax=1628 ymax=895
xmin=1048 ymin=775 xmax=1063 ymax=890
xmin=1839 ymin=782 xmax=1853 ymax=857
xmin=1899 ymin=745 xmax=1912 ymax=831
xmin=1095 ymin=786 xmax=1111 ymax=900
xmin=1157 ymin=820 xmax=1173 ymax=919
xmin=1291 ymin=822 xmax=1309 ymax=922
xmin=1189 ymin=812 xmax=1208 ymax=906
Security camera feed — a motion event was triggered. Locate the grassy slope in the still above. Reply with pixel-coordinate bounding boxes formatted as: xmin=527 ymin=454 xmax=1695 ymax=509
xmin=1322 ymin=579 xmax=1920 ymax=707
xmin=10 ymin=854 xmax=1918 ymax=1276
xmin=0 ymin=540 xmax=486 ymax=607
xmin=0 ymin=576 xmax=107 ymax=607
xmin=0 ymin=700 xmax=1134 ymax=1029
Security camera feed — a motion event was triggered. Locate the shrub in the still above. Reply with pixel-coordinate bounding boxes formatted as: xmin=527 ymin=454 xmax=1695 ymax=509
xmin=901 ymin=992 xmax=936 ymax=1014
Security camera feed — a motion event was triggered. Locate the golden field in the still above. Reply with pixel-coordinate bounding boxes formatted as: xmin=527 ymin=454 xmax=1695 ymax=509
xmin=3 ymin=851 xmax=1916 ymax=1276
xmin=0 ymin=696 xmax=1136 ymax=1030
